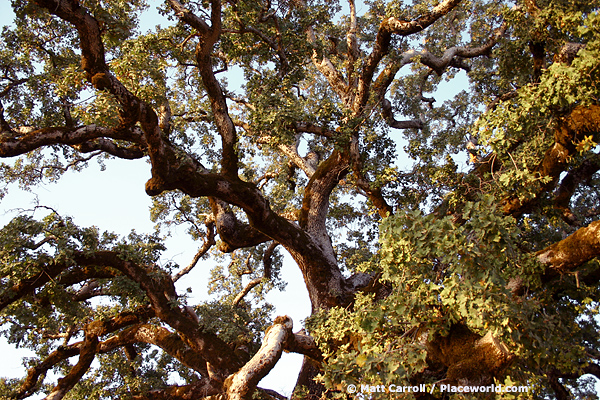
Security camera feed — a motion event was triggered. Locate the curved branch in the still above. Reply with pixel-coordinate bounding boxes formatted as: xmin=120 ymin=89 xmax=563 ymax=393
xmin=537 ymin=219 xmax=600 ymax=279
xmin=285 ymin=330 xmax=322 ymax=362
xmin=418 ymin=22 xmax=507 ymax=75
xmin=294 ymin=122 xmax=335 ymax=138
xmin=503 ymin=105 xmax=600 ymax=215
xmin=172 ymin=0 xmax=239 ymax=179
xmin=15 ymin=345 xmax=80 ymax=399
xmin=106 ymin=324 xmax=211 ymax=375
xmin=298 ymin=0 xmax=351 ymax=105
xmin=226 ymin=316 xmax=293 ymax=400
xmin=43 ymin=332 xmax=99 ymax=400
xmin=74 ymin=139 xmax=145 ymax=159
xmin=74 ymin=250 xmax=243 ymax=378
xmin=381 ymin=98 xmax=424 ymax=130
xmin=0 ymin=125 xmax=144 ymax=158
xmin=356 ymin=0 xmax=463 ymax=112
xmin=0 ymin=260 xmax=71 ymax=312
xmin=15 ymin=307 xmax=153 ymax=398
xmin=173 ymin=218 xmax=216 ymax=282
xmin=233 ymin=241 xmax=278 ymax=306
xmin=210 ymin=198 xmax=271 ymax=252
xmin=509 ymin=219 xmax=600 ymax=294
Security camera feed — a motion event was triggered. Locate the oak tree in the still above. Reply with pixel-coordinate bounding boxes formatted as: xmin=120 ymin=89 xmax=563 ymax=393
xmin=1 ymin=0 xmax=600 ymax=399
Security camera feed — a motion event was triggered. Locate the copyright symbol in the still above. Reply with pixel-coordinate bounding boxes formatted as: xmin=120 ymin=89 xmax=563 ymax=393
xmin=347 ymin=384 xmax=357 ymax=393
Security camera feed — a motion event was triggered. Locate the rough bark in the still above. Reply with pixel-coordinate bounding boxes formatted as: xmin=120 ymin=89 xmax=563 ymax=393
xmin=503 ymin=105 xmax=600 ymax=215
xmin=426 ymin=325 xmax=514 ymax=386
xmin=226 ymin=316 xmax=293 ymax=400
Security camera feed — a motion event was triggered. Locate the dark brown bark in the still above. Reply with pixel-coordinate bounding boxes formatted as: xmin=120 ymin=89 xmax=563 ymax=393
xmin=75 ymin=251 xmax=244 ymax=377
xmin=554 ymin=154 xmax=600 ymax=224
xmin=44 ymin=332 xmax=99 ymax=400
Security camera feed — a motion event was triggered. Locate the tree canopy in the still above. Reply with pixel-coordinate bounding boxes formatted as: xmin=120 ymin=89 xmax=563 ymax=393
xmin=1 ymin=0 xmax=600 ymax=398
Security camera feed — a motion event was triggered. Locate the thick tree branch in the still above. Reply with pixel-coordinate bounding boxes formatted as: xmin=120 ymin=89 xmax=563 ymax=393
xmin=356 ymin=0 xmax=463 ymax=112
xmin=178 ymin=0 xmax=239 ymax=179
xmin=73 ymin=251 xmax=243 ymax=378
xmin=294 ymin=122 xmax=335 ymax=138
xmin=0 ymin=125 xmax=144 ymax=158
xmin=299 ymin=0 xmax=351 ymax=106
xmin=285 ymin=330 xmax=322 ymax=362
xmin=43 ymin=332 xmax=98 ymax=400
xmin=210 ymin=198 xmax=271 ymax=252
xmin=503 ymin=105 xmax=600 ymax=215
xmin=226 ymin=316 xmax=293 ymax=400
xmin=0 ymin=260 xmax=71 ymax=312
xmin=418 ymin=22 xmax=507 ymax=75
xmin=15 ymin=345 xmax=80 ymax=399
xmin=509 ymin=219 xmax=600 ymax=294
xmin=537 ymin=220 xmax=600 ymax=279
xmin=381 ymin=98 xmax=424 ymax=129
xmin=15 ymin=307 xmax=153 ymax=399
xmin=106 ymin=324 xmax=211 ymax=376
xmin=74 ymin=139 xmax=145 ymax=159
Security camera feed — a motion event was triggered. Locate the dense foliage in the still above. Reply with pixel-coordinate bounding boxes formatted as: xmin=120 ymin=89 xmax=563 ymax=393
xmin=1 ymin=0 xmax=600 ymax=399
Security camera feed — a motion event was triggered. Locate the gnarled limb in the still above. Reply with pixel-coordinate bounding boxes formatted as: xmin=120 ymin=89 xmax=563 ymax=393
xmin=44 ymin=332 xmax=99 ymax=400
xmin=0 ymin=125 xmax=145 ymax=158
xmin=15 ymin=307 xmax=154 ymax=398
xmin=381 ymin=98 xmax=424 ymax=130
xmin=355 ymin=0 xmax=463 ymax=113
xmin=503 ymin=104 xmax=600 ymax=215
xmin=418 ymin=21 xmax=507 ymax=75
xmin=426 ymin=325 xmax=514 ymax=386
xmin=538 ymin=220 xmax=600 ymax=279
xmin=73 ymin=251 xmax=243 ymax=377
xmin=508 ymin=219 xmax=600 ymax=294
xmin=226 ymin=316 xmax=293 ymax=400
xmin=210 ymin=198 xmax=271 ymax=252
xmin=106 ymin=324 xmax=211 ymax=376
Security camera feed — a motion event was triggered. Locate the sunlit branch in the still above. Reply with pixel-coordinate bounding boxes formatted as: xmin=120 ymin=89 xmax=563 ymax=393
xmin=346 ymin=0 xmax=359 ymax=88
xmin=503 ymin=105 xmax=600 ymax=215
xmin=227 ymin=316 xmax=293 ymax=400
xmin=44 ymin=332 xmax=98 ymax=400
